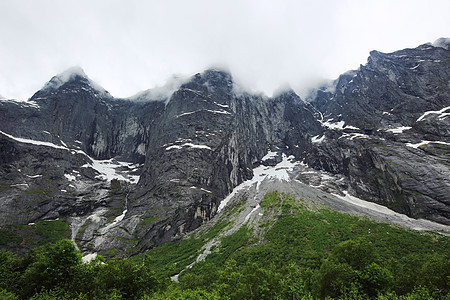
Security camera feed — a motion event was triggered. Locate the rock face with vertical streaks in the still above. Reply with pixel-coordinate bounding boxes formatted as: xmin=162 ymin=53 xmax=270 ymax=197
xmin=0 ymin=39 xmax=449 ymax=255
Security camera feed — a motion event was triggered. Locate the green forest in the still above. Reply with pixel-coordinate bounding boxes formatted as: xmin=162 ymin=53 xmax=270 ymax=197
xmin=0 ymin=192 xmax=448 ymax=299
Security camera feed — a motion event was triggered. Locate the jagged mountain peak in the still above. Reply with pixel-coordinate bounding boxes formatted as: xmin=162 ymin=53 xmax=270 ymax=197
xmin=199 ymin=68 xmax=233 ymax=82
xmin=185 ymin=68 xmax=234 ymax=92
xmin=272 ymin=86 xmax=300 ymax=102
xmin=367 ymin=40 xmax=448 ymax=68
xmin=127 ymin=68 xmax=232 ymax=103
xmin=44 ymin=66 xmax=88 ymax=90
xmin=33 ymin=66 xmax=110 ymax=99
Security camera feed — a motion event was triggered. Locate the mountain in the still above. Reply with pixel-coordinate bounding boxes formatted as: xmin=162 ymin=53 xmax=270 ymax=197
xmin=0 ymin=40 xmax=449 ymax=256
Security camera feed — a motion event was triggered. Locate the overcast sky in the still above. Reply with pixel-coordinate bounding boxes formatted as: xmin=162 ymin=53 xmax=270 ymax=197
xmin=0 ymin=0 xmax=449 ymax=100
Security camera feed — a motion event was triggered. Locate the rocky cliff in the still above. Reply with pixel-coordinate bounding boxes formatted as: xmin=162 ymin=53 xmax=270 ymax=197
xmin=0 ymin=39 xmax=449 ymax=255
xmin=307 ymin=38 xmax=450 ymax=223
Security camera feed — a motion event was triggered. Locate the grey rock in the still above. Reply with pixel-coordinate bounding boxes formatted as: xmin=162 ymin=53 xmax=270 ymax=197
xmin=0 ymin=40 xmax=449 ymax=255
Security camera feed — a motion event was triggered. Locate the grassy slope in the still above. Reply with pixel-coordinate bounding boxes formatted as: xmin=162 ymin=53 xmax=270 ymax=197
xmin=141 ymin=191 xmax=449 ymax=298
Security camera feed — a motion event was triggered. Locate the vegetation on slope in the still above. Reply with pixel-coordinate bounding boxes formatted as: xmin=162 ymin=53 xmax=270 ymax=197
xmin=0 ymin=192 xmax=448 ymax=299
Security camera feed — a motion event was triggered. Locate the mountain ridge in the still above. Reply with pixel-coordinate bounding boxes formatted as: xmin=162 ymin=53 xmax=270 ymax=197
xmin=0 ymin=39 xmax=449 ymax=256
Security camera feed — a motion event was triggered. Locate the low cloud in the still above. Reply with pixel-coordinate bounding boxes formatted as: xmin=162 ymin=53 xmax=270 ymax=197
xmin=0 ymin=0 xmax=449 ymax=100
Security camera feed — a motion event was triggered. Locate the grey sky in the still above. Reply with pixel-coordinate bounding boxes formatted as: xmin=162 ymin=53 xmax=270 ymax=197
xmin=0 ymin=0 xmax=449 ymax=100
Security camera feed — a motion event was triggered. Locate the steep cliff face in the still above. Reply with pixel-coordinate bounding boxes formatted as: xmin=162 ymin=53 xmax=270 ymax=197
xmin=0 ymin=40 xmax=449 ymax=255
xmin=308 ymin=39 xmax=450 ymax=223
xmin=126 ymin=70 xmax=323 ymax=250
xmin=1 ymin=68 xmax=165 ymax=162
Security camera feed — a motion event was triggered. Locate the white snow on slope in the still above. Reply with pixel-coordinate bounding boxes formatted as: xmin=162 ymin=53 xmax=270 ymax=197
xmin=82 ymin=253 xmax=98 ymax=263
xmin=218 ymin=153 xmax=298 ymax=212
xmin=214 ymin=102 xmax=229 ymax=108
xmin=180 ymin=152 xmax=301 ymax=277
xmin=0 ymin=130 xmax=67 ymax=149
xmin=386 ymin=126 xmax=411 ymax=134
xmin=311 ymin=135 xmax=325 ymax=144
xmin=261 ymin=151 xmax=277 ymax=161
xmin=176 ymin=109 xmax=231 ymax=118
xmin=166 ymin=143 xmax=212 ymax=151
xmin=82 ymin=158 xmax=140 ymax=183
xmin=406 ymin=140 xmax=450 ymax=148
xmin=340 ymin=132 xmax=369 ymax=140
xmin=416 ymin=106 xmax=450 ymax=122
xmin=334 ymin=191 xmax=410 ymax=220
xmin=333 ymin=191 xmax=449 ymax=232
xmin=322 ymin=120 xmax=345 ymax=130
xmin=26 ymin=174 xmax=42 ymax=179
xmin=0 ymin=98 xmax=40 ymax=109
xmin=64 ymin=174 xmax=76 ymax=181
xmin=0 ymin=130 xmax=139 ymax=183
xmin=205 ymin=109 xmax=231 ymax=115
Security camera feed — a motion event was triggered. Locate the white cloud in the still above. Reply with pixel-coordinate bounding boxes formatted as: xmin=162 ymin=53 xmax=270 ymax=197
xmin=0 ymin=0 xmax=449 ymax=100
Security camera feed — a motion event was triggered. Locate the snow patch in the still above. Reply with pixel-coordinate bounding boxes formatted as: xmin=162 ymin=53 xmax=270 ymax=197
xmin=311 ymin=135 xmax=325 ymax=144
xmin=176 ymin=109 xmax=231 ymax=118
xmin=0 ymin=130 xmax=68 ymax=150
xmin=166 ymin=143 xmax=211 ymax=151
xmin=200 ymin=188 xmax=212 ymax=194
xmin=416 ymin=106 xmax=450 ymax=122
xmin=205 ymin=109 xmax=231 ymax=115
xmin=0 ymin=98 xmax=40 ymax=109
xmin=214 ymin=102 xmax=229 ymax=108
xmin=218 ymin=153 xmax=299 ymax=212
xmin=332 ymin=191 xmax=449 ymax=233
xmin=340 ymin=133 xmax=370 ymax=140
xmin=81 ymin=158 xmax=140 ymax=183
xmin=386 ymin=126 xmax=411 ymax=134
xmin=334 ymin=191 xmax=410 ymax=220
xmin=26 ymin=174 xmax=42 ymax=178
xmin=113 ymin=209 xmax=127 ymax=223
xmin=406 ymin=140 xmax=450 ymax=148
xmin=261 ymin=151 xmax=278 ymax=161
xmin=322 ymin=120 xmax=345 ymax=130
xmin=64 ymin=174 xmax=76 ymax=182
xmin=82 ymin=253 xmax=98 ymax=263
xmin=10 ymin=183 xmax=29 ymax=189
